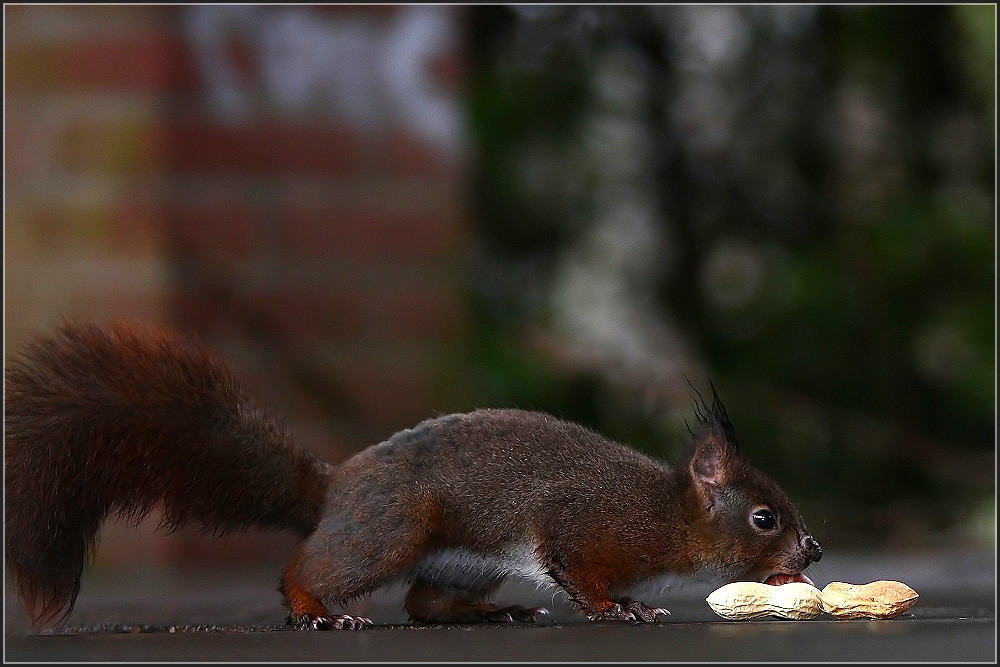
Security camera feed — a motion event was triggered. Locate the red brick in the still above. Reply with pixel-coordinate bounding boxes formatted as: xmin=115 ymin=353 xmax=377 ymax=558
xmin=22 ymin=200 xmax=163 ymax=256
xmin=379 ymin=128 xmax=461 ymax=178
xmin=67 ymin=288 xmax=166 ymax=325
xmin=173 ymin=272 xmax=466 ymax=344
xmin=165 ymin=203 xmax=259 ymax=259
xmin=4 ymin=46 xmax=54 ymax=92
xmin=6 ymin=34 xmax=197 ymax=92
xmin=383 ymin=287 xmax=466 ymax=342
xmin=266 ymin=283 xmax=466 ymax=344
xmin=159 ymin=121 xmax=361 ymax=174
xmin=168 ymin=291 xmax=232 ymax=335
xmin=340 ymin=364 xmax=441 ymax=429
xmin=429 ymin=52 xmax=467 ymax=93
xmin=172 ymin=285 xmax=369 ymax=341
xmin=60 ymin=122 xmax=166 ymax=174
xmin=3 ymin=115 xmax=41 ymax=180
xmin=22 ymin=207 xmax=78 ymax=251
xmin=62 ymin=34 xmax=194 ymax=91
xmin=280 ymin=206 xmax=463 ymax=260
xmin=107 ymin=196 xmax=166 ymax=254
xmin=252 ymin=287 xmax=367 ymax=339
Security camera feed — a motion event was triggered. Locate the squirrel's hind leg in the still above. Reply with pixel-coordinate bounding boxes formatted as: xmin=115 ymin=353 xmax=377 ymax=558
xmin=280 ymin=502 xmax=441 ymax=629
xmin=404 ymin=579 xmax=547 ymax=624
xmin=280 ymin=567 xmax=373 ymax=630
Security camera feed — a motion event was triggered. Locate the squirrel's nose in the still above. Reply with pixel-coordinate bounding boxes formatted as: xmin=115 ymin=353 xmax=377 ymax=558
xmin=802 ymin=535 xmax=823 ymax=562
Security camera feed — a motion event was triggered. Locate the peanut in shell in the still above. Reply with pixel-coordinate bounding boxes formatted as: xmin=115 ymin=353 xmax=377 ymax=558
xmin=706 ymin=581 xmax=823 ymax=620
xmin=820 ymin=580 xmax=918 ymax=619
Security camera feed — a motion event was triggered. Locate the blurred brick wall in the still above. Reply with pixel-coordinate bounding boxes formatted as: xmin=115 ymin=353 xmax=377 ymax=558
xmin=5 ymin=5 xmax=470 ymax=571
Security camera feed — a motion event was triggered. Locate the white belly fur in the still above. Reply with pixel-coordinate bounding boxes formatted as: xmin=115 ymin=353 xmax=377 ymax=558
xmin=411 ymin=544 xmax=553 ymax=591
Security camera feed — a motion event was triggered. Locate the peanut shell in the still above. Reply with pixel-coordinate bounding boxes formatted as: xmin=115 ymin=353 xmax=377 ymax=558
xmin=820 ymin=580 xmax=918 ymax=619
xmin=707 ymin=581 xmax=823 ymax=620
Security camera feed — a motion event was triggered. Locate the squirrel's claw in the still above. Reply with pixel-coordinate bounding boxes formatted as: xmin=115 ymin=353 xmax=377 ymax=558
xmin=287 ymin=614 xmax=373 ymax=630
xmin=327 ymin=615 xmax=373 ymax=630
xmin=620 ymin=597 xmax=670 ymax=622
xmin=586 ymin=600 xmax=670 ymax=623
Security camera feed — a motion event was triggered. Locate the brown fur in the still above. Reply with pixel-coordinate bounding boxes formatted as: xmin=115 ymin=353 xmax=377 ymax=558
xmin=5 ymin=321 xmax=821 ymax=628
xmin=4 ymin=321 xmax=328 ymax=623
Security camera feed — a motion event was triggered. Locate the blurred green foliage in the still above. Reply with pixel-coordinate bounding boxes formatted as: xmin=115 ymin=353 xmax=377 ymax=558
xmin=463 ymin=5 xmax=994 ymax=547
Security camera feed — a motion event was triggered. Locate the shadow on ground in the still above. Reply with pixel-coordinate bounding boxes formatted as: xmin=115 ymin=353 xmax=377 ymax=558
xmin=5 ymin=548 xmax=994 ymax=661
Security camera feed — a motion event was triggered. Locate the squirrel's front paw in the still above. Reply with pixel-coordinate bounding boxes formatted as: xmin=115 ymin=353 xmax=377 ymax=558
xmin=586 ymin=600 xmax=669 ymax=623
xmin=287 ymin=614 xmax=373 ymax=630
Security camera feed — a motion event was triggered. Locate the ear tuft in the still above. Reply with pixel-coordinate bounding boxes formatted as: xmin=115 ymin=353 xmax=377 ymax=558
xmin=681 ymin=378 xmax=741 ymax=494
xmin=684 ymin=376 xmax=738 ymax=452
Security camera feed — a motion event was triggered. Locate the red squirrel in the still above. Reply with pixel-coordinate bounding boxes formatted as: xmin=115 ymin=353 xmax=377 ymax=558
xmin=5 ymin=321 xmax=822 ymax=629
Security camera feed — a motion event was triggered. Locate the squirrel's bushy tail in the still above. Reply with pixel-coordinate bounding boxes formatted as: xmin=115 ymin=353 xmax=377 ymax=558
xmin=4 ymin=321 xmax=329 ymax=624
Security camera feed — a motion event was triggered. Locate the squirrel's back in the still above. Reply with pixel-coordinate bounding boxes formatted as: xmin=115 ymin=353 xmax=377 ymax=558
xmin=372 ymin=407 xmax=671 ymax=491
xmin=330 ymin=408 xmax=678 ymax=554
xmin=4 ymin=321 xmax=329 ymax=623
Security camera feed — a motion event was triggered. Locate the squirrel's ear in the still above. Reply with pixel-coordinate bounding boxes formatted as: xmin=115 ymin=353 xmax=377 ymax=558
xmin=688 ymin=434 xmax=739 ymax=489
xmin=684 ymin=380 xmax=741 ymax=507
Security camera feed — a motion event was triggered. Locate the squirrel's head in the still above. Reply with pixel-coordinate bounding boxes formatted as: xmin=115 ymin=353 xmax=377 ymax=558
xmin=680 ymin=383 xmax=822 ymax=585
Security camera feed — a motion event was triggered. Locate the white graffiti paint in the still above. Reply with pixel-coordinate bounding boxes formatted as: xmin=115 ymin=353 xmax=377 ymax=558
xmin=184 ymin=5 xmax=465 ymax=155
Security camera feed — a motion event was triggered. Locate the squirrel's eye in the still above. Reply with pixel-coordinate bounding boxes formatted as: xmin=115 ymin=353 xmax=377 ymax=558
xmin=751 ymin=508 xmax=776 ymax=530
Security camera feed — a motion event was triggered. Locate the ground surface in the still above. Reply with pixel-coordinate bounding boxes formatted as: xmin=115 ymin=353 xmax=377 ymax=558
xmin=5 ymin=548 xmax=994 ymax=662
